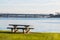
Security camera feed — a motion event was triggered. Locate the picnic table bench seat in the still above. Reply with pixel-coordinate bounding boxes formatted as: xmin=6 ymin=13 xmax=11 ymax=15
xmin=7 ymin=27 xmax=34 ymax=29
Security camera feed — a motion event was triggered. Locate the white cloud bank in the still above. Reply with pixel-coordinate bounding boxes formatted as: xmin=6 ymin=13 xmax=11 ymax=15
xmin=0 ymin=0 xmax=60 ymax=14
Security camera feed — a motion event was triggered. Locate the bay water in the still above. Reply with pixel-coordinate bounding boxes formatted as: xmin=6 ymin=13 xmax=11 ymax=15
xmin=0 ymin=18 xmax=60 ymax=32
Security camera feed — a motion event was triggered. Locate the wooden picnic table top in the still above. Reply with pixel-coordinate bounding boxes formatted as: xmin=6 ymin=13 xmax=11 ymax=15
xmin=9 ymin=24 xmax=30 ymax=26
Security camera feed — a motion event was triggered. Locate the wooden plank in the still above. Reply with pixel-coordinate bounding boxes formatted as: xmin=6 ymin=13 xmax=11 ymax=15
xmin=7 ymin=27 xmax=34 ymax=29
xmin=9 ymin=24 xmax=30 ymax=26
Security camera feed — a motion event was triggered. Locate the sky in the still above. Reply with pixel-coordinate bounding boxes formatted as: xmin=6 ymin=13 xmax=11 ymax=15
xmin=0 ymin=0 xmax=60 ymax=14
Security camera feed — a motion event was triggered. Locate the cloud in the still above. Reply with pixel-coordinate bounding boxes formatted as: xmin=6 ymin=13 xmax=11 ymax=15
xmin=0 ymin=0 xmax=60 ymax=14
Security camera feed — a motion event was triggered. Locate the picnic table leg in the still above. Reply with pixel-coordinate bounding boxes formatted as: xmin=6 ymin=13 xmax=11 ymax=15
xmin=11 ymin=28 xmax=13 ymax=32
xmin=14 ymin=29 xmax=18 ymax=33
xmin=26 ymin=29 xmax=30 ymax=33
xmin=22 ymin=29 xmax=25 ymax=34
xmin=24 ymin=28 xmax=30 ymax=34
xmin=13 ymin=25 xmax=18 ymax=33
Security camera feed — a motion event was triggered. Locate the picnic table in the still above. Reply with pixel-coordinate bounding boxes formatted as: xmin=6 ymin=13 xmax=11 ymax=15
xmin=7 ymin=24 xmax=34 ymax=33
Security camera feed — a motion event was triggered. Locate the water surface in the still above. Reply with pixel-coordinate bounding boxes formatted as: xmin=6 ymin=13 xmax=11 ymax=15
xmin=0 ymin=18 xmax=60 ymax=32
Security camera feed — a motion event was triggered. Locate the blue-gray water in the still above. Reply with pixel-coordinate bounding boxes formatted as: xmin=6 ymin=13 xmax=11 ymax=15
xmin=0 ymin=18 xmax=60 ymax=32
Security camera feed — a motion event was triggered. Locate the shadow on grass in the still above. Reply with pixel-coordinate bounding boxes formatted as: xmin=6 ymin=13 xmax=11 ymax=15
xmin=0 ymin=31 xmax=24 ymax=34
xmin=0 ymin=30 xmax=42 ymax=34
xmin=0 ymin=31 xmax=42 ymax=34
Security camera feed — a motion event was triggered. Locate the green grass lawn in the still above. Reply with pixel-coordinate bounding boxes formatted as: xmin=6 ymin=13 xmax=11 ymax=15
xmin=0 ymin=31 xmax=60 ymax=40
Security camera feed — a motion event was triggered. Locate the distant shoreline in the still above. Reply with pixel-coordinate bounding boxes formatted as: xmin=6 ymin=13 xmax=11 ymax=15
xmin=0 ymin=14 xmax=60 ymax=18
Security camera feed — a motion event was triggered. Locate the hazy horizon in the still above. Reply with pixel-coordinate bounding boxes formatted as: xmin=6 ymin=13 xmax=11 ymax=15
xmin=0 ymin=0 xmax=60 ymax=14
